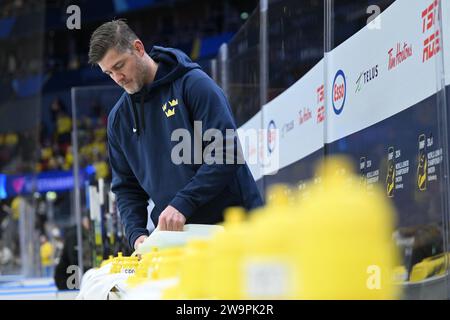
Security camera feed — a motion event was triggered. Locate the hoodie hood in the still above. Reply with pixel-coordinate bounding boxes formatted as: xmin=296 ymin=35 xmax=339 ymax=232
xmin=149 ymin=46 xmax=201 ymax=87
xmin=133 ymin=46 xmax=201 ymax=98
xmin=128 ymin=46 xmax=201 ymax=135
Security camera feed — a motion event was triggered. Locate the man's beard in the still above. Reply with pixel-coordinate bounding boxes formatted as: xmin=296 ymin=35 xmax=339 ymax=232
xmin=126 ymin=58 xmax=148 ymax=94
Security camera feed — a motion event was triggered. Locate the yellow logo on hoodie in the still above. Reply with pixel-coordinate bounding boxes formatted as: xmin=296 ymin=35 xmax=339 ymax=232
xmin=162 ymin=99 xmax=178 ymax=118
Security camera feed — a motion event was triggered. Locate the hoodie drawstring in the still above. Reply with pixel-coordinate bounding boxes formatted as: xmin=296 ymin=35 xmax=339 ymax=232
xmin=130 ymin=86 xmax=147 ymax=136
xmin=130 ymin=98 xmax=140 ymax=136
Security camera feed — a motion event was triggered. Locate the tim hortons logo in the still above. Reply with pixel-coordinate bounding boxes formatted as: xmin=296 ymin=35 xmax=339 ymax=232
xmin=388 ymin=42 xmax=412 ymax=70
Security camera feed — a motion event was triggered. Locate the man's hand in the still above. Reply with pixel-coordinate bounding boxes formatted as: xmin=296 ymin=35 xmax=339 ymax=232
xmin=158 ymin=205 xmax=186 ymax=231
xmin=134 ymin=235 xmax=148 ymax=250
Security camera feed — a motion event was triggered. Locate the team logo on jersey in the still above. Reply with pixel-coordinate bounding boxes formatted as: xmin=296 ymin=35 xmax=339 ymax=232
xmin=162 ymin=99 xmax=178 ymax=118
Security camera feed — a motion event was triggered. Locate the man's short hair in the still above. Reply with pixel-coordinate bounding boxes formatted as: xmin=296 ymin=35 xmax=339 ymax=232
xmin=88 ymin=19 xmax=139 ymax=64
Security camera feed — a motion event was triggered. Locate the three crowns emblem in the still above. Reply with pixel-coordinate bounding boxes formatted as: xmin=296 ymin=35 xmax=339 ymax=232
xmin=162 ymin=99 xmax=178 ymax=118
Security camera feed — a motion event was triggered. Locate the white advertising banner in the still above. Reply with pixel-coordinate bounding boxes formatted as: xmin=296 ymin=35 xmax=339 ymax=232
xmin=262 ymin=60 xmax=324 ymax=173
xmin=326 ymin=0 xmax=444 ymax=143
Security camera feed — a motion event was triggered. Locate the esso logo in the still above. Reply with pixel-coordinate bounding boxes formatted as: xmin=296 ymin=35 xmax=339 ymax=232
xmin=267 ymin=120 xmax=277 ymax=154
xmin=334 ymin=83 xmax=345 ymax=101
xmin=332 ymin=70 xmax=346 ymax=115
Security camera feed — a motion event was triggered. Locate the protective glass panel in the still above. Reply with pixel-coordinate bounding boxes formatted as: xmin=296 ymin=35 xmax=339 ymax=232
xmin=325 ymin=0 xmax=450 ymax=299
xmin=227 ymin=4 xmax=261 ymax=127
xmin=0 ymin=2 xmax=46 ymax=278
xmin=71 ymin=86 xmax=131 ymax=273
xmin=263 ymin=0 xmax=325 ymax=191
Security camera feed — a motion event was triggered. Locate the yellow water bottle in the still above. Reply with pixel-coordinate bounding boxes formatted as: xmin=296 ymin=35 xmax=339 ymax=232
xmin=294 ymin=156 xmax=401 ymax=299
xmin=241 ymin=184 xmax=298 ymax=299
xmin=206 ymin=207 xmax=247 ymax=299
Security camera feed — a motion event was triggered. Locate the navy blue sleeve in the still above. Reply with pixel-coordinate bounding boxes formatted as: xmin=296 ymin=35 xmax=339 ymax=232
xmin=107 ymin=117 xmax=149 ymax=249
xmin=169 ymin=73 xmax=243 ymax=217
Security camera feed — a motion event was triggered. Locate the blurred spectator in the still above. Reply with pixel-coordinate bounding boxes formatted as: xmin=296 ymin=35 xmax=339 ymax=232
xmin=0 ymin=201 xmax=10 ymax=242
xmin=51 ymin=227 xmax=64 ymax=266
xmin=36 ymin=138 xmax=53 ymax=172
xmin=0 ymin=201 xmax=14 ymax=270
xmin=18 ymin=130 xmax=36 ymax=162
xmin=8 ymin=196 xmax=21 ymax=260
xmin=93 ymin=153 xmax=109 ymax=180
xmin=89 ymin=100 xmax=108 ymax=127
xmin=35 ymin=196 xmax=48 ymax=234
xmin=0 ymin=243 xmax=13 ymax=268
xmin=50 ymin=98 xmax=67 ymax=125
xmin=63 ymin=145 xmax=74 ymax=170
xmin=0 ymin=132 xmax=19 ymax=172
xmin=55 ymin=109 xmax=72 ymax=153
xmin=40 ymin=234 xmax=54 ymax=277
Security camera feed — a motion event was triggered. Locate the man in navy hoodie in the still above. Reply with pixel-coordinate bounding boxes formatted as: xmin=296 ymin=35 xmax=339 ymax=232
xmin=88 ymin=20 xmax=263 ymax=251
